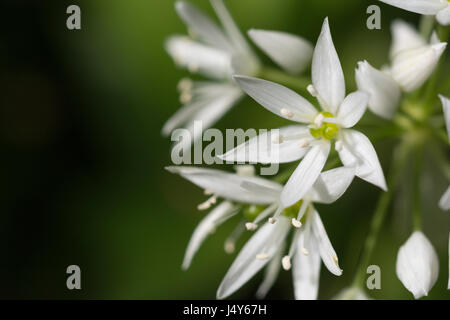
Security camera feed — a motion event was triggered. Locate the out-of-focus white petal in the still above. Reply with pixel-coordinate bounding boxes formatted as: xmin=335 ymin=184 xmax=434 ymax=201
xmin=293 ymin=227 xmax=321 ymax=300
xmin=311 ymin=17 xmax=345 ymax=114
xmin=355 ymin=61 xmax=401 ymax=119
xmin=336 ymin=91 xmax=369 ymax=128
xmin=175 ymin=1 xmax=232 ymax=51
xmin=281 ymin=142 xmax=331 ymax=207
xmin=216 ymin=217 xmax=290 ymax=299
xmin=436 ymin=6 xmax=450 ymax=25
xmin=439 ymin=94 xmax=450 ymax=141
xmin=334 ymin=287 xmax=371 ymax=300
xmin=182 ymin=201 xmax=238 ymax=269
xmin=166 ymin=166 xmax=282 ymax=204
xmin=338 ymin=129 xmax=387 ymax=191
xmin=448 ymin=234 xmax=450 ymax=290
xmin=390 ymin=20 xmax=427 ymax=59
xmin=166 ymin=36 xmax=232 ymax=79
xmin=233 ymin=75 xmax=318 ymax=123
xmin=248 ymin=29 xmax=313 ymax=75
xmin=310 ymin=209 xmax=342 ymax=276
xmin=439 ymin=185 xmax=450 ymax=210
xmin=391 ymin=42 xmax=447 ymax=92
xmin=396 ymin=231 xmax=439 ymax=299
xmin=255 ymin=243 xmax=285 ymax=299
xmin=162 ymin=98 xmax=208 ymax=136
xmin=307 ymin=166 xmax=356 ymax=204
xmin=379 ymin=0 xmax=446 ymax=15
xmin=218 ymin=125 xmax=310 ymax=164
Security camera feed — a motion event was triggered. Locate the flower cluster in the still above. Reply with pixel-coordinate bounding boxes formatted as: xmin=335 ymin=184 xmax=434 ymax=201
xmin=163 ymin=0 xmax=450 ymax=299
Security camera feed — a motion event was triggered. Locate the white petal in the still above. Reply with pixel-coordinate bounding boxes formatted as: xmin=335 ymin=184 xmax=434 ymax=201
xmin=310 ymin=210 xmax=342 ymax=276
xmin=216 ymin=217 xmax=290 ymax=299
xmin=338 ymin=129 xmax=387 ymax=191
xmin=166 ymin=36 xmax=232 ymax=79
xmin=390 ymin=20 xmax=427 ymax=59
xmin=439 ymin=185 xmax=450 ymax=210
xmin=248 ymin=29 xmax=313 ymax=75
xmin=166 ymin=166 xmax=282 ymax=204
xmin=182 ymin=201 xmax=237 ymax=269
xmin=355 ymin=61 xmax=401 ymax=119
xmin=312 ymin=18 xmax=345 ymax=113
xmin=379 ymin=0 xmax=446 ymax=15
xmin=162 ymin=98 xmax=208 ymax=136
xmin=255 ymin=243 xmax=284 ymax=299
xmin=333 ymin=287 xmax=371 ymax=300
xmin=439 ymin=94 xmax=450 ymax=141
xmin=336 ymin=91 xmax=369 ymax=128
xmin=218 ymin=125 xmax=310 ymax=164
xmin=391 ymin=42 xmax=447 ymax=92
xmin=436 ymin=6 xmax=450 ymax=26
xmin=293 ymin=228 xmax=321 ymax=300
xmin=233 ymin=75 xmax=318 ymax=123
xmin=281 ymin=142 xmax=330 ymax=207
xmin=307 ymin=166 xmax=356 ymax=204
xmin=448 ymin=234 xmax=450 ymax=290
xmin=175 ymin=1 xmax=232 ymax=52
xmin=396 ymin=231 xmax=439 ymax=299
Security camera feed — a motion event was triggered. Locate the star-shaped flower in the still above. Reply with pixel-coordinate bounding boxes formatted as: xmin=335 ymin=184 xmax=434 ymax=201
xmin=380 ymin=0 xmax=450 ymax=26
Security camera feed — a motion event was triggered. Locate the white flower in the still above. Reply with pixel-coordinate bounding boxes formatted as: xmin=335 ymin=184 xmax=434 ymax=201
xmin=379 ymin=0 xmax=450 ymax=25
xmin=396 ymin=231 xmax=439 ymax=299
xmin=214 ymin=166 xmax=356 ymax=299
xmin=356 ymin=20 xmax=447 ymax=119
xmin=248 ymin=29 xmax=313 ymax=75
xmin=162 ymin=0 xmax=259 ymax=147
xmin=333 ymin=287 xmax=372 ymax=300
xmin=439 ymin=94 xmax=450 ymax=210
xmin=220 ymin=18 xmax=386 ymax=208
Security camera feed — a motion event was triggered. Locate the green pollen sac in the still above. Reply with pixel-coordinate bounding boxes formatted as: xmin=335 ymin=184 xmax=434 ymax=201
xmin=281 ymin=200 xmax=303 ymax=219
xmin=243 ymin=204 xmax=266 ymax=221
xmin=309 ymin=111 xmax=339 ymax=140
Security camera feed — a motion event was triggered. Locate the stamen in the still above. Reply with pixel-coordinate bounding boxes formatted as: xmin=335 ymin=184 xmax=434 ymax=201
xmin=314 ymin=113 xmax=325 ymax=127
xmin=296 ymin=201 xmax=309 ymax=222
xmin=272 ymin=132 xmax=284 ymax=144
xmin=224 ymin=222 xmax=245 ymax=254
xmin=188 ymin=63 xmax=199 ymax=73
xmin=204 ymin=189 xmax=213 ymax=195
xmin=197 ymin=195 xmax=217 ymax=211
xmin=300 ymin=247 xmax=309 ymax=255
xmin=335 ymin=140 xmax=343 ymax=152
xmin=298 ymin=138 xmax=310 ymax=148
xmin=268 ymin=217 xmax=277 ymax=224
xmin=291 ymin=218 xmax=302 ymax=228
xmin=253 ymin=203 xmax=278 ymax=225
xmin=224 ymin=241 xmax=235 ymax=254
xmin=177 ymin=78 xmax=193 ymax=93
xmin=245 ymin=222 xmax=258 ymax=231
xmin=256 ymin=253 xmax=269 ymax=260
xmin=332 ymin=256 xmax=339 ymax=266
xmin=179 ymin=92 xmax=192 ymax=104
xmin=280 ymin=108 xmax=294 ymax=118
xmin=307 ymin=84 xmax=318 ymax=97
xmin=281 ymin=256 xmax=291 ymax=270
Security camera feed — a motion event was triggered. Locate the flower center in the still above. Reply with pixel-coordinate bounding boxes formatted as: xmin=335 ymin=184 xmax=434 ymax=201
xmin=243 ymin=204 xmax=265 ymax=221
xmin=309 ymin=112 xmax=339 ymax=140
xmin=282 ymin=200 xmax=303 ymax=219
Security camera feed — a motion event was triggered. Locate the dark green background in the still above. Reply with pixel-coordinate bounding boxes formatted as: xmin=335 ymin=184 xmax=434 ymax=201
xmin=1 ymin=0 xmax=449 ymax=299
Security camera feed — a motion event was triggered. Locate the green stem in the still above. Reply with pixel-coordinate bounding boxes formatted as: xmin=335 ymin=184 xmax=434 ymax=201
xmin=412 ymin=143 xmax=423 ymax=230
xmin=258 ymin=67 xmax=310 ymax=93
xmin=352 ymin=140 xmax=411 ymax=288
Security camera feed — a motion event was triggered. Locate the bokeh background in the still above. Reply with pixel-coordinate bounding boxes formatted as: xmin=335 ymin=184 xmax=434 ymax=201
xmin=1 ymin=0 xmax=449 ymax=299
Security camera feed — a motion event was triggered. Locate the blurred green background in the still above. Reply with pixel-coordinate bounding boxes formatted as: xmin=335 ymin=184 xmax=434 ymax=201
xmin=1 ymin=0 xmax=449 ymax=299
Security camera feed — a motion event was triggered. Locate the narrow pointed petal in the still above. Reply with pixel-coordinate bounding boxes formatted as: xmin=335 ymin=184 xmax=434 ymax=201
xmin=162 ymin=99 xmax=207 ymax=136
xmin=310 ymin=210 xmax=342 ymax=276
xmin=439 ymin=94 xmax=450 ymax=140
xmin=281 ymin=142 xmax=331 ymax=207
xmin=175 ymin=1 xmax=232 ymax=51
xmin=390 ymin=20 xmax=427 ymax=59
xmin=312 ymin=18 xmax=345 ymax=113
xmin=307 ymin=166 xmax=356 ymax=204
xmin=355 ymin=61 xmax=401 ymax=119
xmin=166 ymin=36 xmax=231 ymax=79
xmin=391 ymin=42 xmax=447 ymax=92
xmin=439 ymin=185 xmax=450 ymax=210
xmin=396 ymin=231 xmax=439 ymax=299
xmin=233 ymin=75 xmax=318 ymax=123
xmin=436 ymin=6 xmax=450 ymax=25
xmin=293 ymin=228 xmax=321 ymax=300
xmin=248 ymin=29 xmax=313 ymax=75
xmin=217 ymin=218 xmax=290 ymax=299
xmin=379 ymin=0 xmax=446 ymax=15
xmin=448 ymin=234 xmax=450 ymax=289
xmin=338 ymin=129 xmax=387 ymax=191
xmin=336 ymin=91 xmax=369 ymax=128
xmin=218 ymin=125 xmax=310 ymax=164
xmin=166 ymin=166 xmax=282 ymax=204
xmin=255 ymin=243 xmax=284 ymax=299
xmin=182 ymin=201 xmax=237 ymax=269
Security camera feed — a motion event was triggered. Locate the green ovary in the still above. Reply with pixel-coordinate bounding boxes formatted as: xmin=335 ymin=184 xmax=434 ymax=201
xmin=309 ymin=112 xmax=339 ymax=140
xmin=281 ymin=200 xmax=303 ymax=219
xmin=243 ymin=205 xmax=266 ymax=221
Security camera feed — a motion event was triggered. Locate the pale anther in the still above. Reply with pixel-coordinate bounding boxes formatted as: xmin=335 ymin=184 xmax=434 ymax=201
xmin=282 ymin=256 xmax=292 ymax=270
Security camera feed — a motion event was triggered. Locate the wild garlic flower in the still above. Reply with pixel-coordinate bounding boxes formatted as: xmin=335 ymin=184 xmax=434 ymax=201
xmin=333 ymin=287 xmax=371 ymax=300
xmin=356 ymin=20 xmax=447 ymax=119
xmin=220 ymin=18 xmax=386 ymax=208
xmin=162 ymin=0 xmax=259 ymax=147
xmin=439 ymin=95 xmax=450 ymax=210
xmin=215 ymin=166 xmax=356 ymax=300
xmin=380 ymin=0 xmax=450 ymax=26
xmin=396 ymin=231 xmax=439 ymax=299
